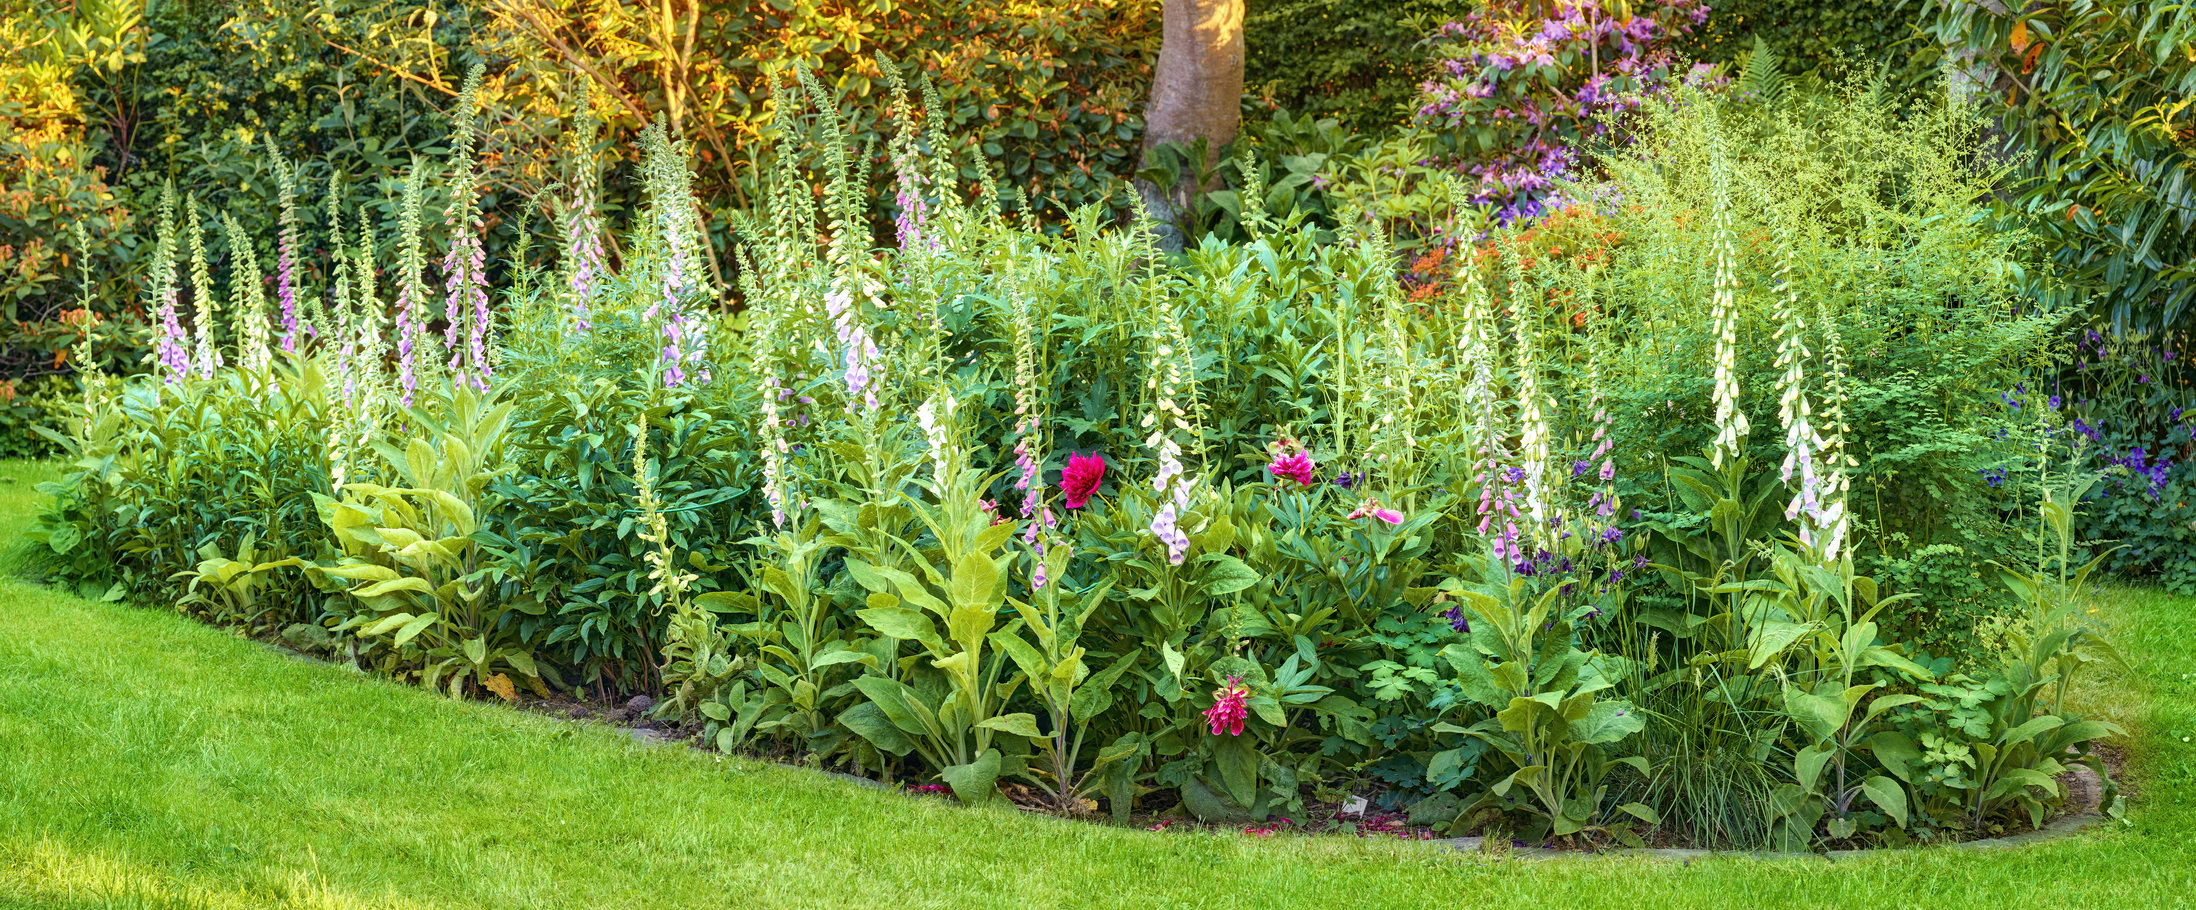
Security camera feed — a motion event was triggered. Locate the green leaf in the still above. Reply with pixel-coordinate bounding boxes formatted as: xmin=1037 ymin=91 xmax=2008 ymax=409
xmin=1199 ymin=555 xmax=1261 ymax=595
xmin=1617 ymin=802 xmax=1661 ymax=825
xmin=1861 ymin=775 xmax=1908 ymax=827
xmin=857 ymin=606 xmax=940 ymax=645
xmin=950 ymin=549 xmax=1001 ymax=611
xmin=840 ymin=703 xmax=915 ymax=756
xmin=1795 ymin=743 xmax=1833 ymax=791
xmin=396 ymin=613 xmax=442 ymax=647
xmin=1567 ymin=699 xmax=1645 ymax=745
xmin=1069 ymin=651 xmax=1139 ymax=722
xmin=1869 ymin=731 xmax=1920 ymax=783
xmin=1212 ymin=735 xmax=1262 ymax=810
xmin=975 ymin=712 xmax=1043 ymax=739
xmin=940 ymin=749 xmax=1002 ymax=806
xmin=852 ymin=675 xmax=935 ymax=738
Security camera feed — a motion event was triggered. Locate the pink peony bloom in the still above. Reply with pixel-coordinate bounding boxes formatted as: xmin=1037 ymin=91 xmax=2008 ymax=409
xmin=1061 ymin=452 xmax=1106 ymax=509
xmin=1204 ymin=676 xmax=1250 ymax=736
xmin=1267 ymin=451 xmax=1317 ymax=487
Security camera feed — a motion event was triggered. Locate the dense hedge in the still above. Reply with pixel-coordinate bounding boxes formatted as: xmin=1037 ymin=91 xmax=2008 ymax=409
xmin=1243 ymin=0 xmax=1476 ymax=130
xmin=1678 ymin=0 xmax=1931 ymax=81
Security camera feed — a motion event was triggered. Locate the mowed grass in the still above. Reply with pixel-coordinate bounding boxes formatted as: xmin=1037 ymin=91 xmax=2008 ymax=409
xmin=0 ymin=458 xmax=2192 ymax=909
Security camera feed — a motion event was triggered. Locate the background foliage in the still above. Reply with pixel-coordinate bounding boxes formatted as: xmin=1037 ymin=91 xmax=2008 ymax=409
xmin=1923 ymin=0 xmax=2196 ymax=334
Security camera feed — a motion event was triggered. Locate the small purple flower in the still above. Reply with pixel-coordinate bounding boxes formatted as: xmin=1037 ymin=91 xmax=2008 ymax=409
xmin=1443 ymin=605 xmax=1470 ymax=633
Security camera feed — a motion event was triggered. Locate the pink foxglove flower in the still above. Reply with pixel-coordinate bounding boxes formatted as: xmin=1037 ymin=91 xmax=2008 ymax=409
xmin=1204 ymin=677 xmax=1250 ymax=736
xmin=1061 ymin=452 xmax=1106 ymax=509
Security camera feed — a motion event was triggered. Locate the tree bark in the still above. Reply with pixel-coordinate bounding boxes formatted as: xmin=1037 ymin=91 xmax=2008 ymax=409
xmin=1136 ymin=0 xmax=1245 ymax=248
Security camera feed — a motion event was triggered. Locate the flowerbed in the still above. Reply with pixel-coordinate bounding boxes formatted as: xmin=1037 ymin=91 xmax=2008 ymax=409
xmin=30 ymin=64 xmax=2125 ymax=851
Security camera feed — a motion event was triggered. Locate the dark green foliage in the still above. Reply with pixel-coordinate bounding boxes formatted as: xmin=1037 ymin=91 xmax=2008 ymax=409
xmin=1243 ymin=0 xmax=1478 ymax=132
xmin=484 ymin=377 xmax=761 ymax=695
xmin=1681 ymin=0 xmax=1931 ymax=83
xmin=1922 ymin=1 xmax=2196 ymax=334
xmin=2056 ymin=328 xmax=2196 ymax=592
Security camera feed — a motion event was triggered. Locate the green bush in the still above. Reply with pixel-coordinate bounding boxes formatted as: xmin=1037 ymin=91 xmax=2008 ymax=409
xmin=1922 ymin=1 xmax=2196 ymax=334
xmin=1679 ymin=0 xmax=1931 ymax=82
xmin=1243 ymin=0 xmax=1476 ymax=131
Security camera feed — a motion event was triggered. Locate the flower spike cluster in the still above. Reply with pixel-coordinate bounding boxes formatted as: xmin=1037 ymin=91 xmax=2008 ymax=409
xmin=1771 ymin=221 xmax=1832 ymax=554
xmin=441 ymin=64 xmax=493 ymax=393
xmin=1707 ymin=135 xmax=1750 ymax=468
xmin=561 ymin=90 xmax=608 ymax=335
xmin=1142 ymin=290 xmax=1200 ymax=566
xmin=1008 ymin=273 xmax=1059 ymax=587
xmin=222 ymin=210 xmax=273 ymax=378
xmin=639 ymin=117 xmax=710 ymax=387
xmin=392 ymin=159 xmax=433 ymax=407
xmin=148 ymin=183 xmax=190 ymax=383
xmin=184 ymin=194 xmax=220 ymax=379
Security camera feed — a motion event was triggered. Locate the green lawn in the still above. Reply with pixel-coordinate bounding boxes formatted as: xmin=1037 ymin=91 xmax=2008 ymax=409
xmin=1 ymin=458 xmax=2192 ymax=910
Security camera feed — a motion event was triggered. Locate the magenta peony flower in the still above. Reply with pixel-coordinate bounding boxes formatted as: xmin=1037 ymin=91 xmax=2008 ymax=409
xmin=1061 ymin=452 xmax=1106 ymax=509
xmin=1268 ymin=451 xmax=1317 ymax=487
xmin=1204 ymin=677 xmax=1250 ymax=736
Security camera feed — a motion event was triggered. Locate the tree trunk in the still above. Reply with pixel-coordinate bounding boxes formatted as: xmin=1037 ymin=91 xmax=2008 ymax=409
xmin=1136 ymin=0 xmax=1245 ymax=248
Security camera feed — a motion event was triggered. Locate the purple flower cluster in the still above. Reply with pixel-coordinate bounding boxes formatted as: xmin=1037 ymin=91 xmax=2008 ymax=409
xmin=155 ymin=280 xmax=190 ymax=381
xmin=1414 ymin=1 xmax=1710 ymax=226
xmin=564 ymin=176 xmax=607 ymax=334
xmin=441 ymin=211 xmax=492 ymax=393
xmin=1476 ymin=458 xmax=1526 ymax=561
xmin=2106 ymin=446 xmax=2174 ymax=499
xmin=824 ymin=290 xmax=880 ymax=412
xmin=276 ymin=212 xmax=300 ymax=354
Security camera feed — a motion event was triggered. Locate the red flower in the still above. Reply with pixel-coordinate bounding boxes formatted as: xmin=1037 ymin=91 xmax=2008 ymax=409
xmin=1061 ymin=452 xmax=1106 ymax=509
xmin=1267 ymin=451 xmax=1317 ymax=487
xmin=1204 ymin=676 xmax=1250 ymax=736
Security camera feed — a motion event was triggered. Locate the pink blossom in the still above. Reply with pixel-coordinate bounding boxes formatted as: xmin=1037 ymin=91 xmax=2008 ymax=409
xmin=1061 ymin=452 xmax=1106 ymax=509
xmin=1204 ymin=677 xmax=1250 ymax=736
xmin=1269 ymin=452 xmax=1317 ymax=486
xmin=1347 ymin=498 xmax=1405 ymax=524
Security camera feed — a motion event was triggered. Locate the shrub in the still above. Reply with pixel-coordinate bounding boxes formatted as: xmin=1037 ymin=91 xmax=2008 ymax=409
xmin=1922 ymin=1 xmax=2196 ymax=334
